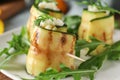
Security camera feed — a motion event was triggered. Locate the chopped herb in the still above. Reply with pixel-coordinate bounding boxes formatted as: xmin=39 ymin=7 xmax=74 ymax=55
xmin=0 ymin=27 xmax=30 ymax=68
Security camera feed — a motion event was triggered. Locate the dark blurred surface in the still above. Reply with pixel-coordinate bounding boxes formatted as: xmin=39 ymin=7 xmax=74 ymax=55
xmin=0 ymin=0 xmax=26 ymax=20
xmin=112 ymin=1 xmax=120 ymax=11
xmin=0 ymin=0 xmax=34 ymax=32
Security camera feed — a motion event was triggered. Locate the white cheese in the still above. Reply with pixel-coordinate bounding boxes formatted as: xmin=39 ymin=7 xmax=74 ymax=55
xmin=53 ymin=18 xmax=64 ymax=26
xmin=88 ymin=5 xmax=99 ymax=12
xmin=40 ymin=18 xmax=64 ymax=30
xmin=38 ymin=2 xmax=60 ymax=11
xmin=40 ymin=19 xmax=54 ymax=27
xmin=88 ymin=5 xmax=110 ymax=15
xmin=45 ymin=25 xmax=53 ymax=30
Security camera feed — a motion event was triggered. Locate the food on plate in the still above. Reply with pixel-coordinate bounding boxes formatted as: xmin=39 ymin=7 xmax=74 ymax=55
xmin=78 ymin=1 xmax=115 ymax=55
xmin=26 ymin=0 xmax=120 ymax=78
xmin=0 ymin=0 xmax=120 ymax=80
xmin=26 ymin=15 xmax=76 ymax=76
xmin=27 ymin=0 xmax=63 ymax=39
xmin=78 ymin=6 xmax=114 ymax=44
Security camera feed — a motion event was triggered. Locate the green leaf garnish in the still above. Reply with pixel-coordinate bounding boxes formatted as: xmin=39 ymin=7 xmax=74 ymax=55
xmin=0 ymin=27 xmax=30 ymax=68
xmin=75 ymin=37 xmax=107 ymax=57
xmin=76 ymin=38 xmax=120 ymax=70
xmin=35 ymin=64 xmax=96 ymax=80
xmin=107 ymin=41 xmax=120 ymax=60
xmin=79 ymin=51 xmax=107 ymax=70
xmin=78 ymin=0 xmax=120 ymax=14
xmin=115 ymin=20 xmax=120 ymax=29
xmin=64 ymin=15 xmax=81 ymax=37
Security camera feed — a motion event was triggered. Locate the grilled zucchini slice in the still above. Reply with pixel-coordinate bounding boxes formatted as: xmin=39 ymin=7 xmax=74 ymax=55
xmin=78 ymin=10 xmax=114 ymax=44
xmin=26 ymin=27 xmax=76 ymax=76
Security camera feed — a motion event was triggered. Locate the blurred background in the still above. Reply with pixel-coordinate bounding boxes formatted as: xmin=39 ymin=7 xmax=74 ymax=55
xmin=0 ymin=0 xmax=120 ymax=34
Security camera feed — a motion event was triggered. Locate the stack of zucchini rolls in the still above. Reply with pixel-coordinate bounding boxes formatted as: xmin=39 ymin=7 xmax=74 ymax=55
xmin=27 ymin=0 xmax=63 ymax=39
xmin=26 ymin=0 xmax=76 ymax=76
xmin=26 ymin=0 xmax=115 ymax=76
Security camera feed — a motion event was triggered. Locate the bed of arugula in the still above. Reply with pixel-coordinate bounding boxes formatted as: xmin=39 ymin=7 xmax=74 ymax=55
xmin=0 ymin=0 xmax=120 ymax=80
xmin=0 ymin=17 xmax=120 ymax=80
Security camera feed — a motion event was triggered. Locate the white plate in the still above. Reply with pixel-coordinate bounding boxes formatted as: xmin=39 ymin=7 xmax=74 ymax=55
xmin=0 ymin=27 xmax=34 ymax=80
xmin=0 ymin=27 xmax=120 ymax=80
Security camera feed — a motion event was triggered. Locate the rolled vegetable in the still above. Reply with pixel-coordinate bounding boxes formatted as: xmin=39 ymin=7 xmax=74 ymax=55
xmin=27 ymin=0 xmax=63 ymax=40
xmin=26 ymin=15 xmax=76 ymax=76
xmin=78 ymin=10 xmax=114 ymax=44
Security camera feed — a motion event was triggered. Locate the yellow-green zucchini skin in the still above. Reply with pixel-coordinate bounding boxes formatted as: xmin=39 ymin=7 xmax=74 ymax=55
xmin=26 ymin=27 xmax=76 ymax=76
xmin=78 ymin=10 xmax=114 ymax=44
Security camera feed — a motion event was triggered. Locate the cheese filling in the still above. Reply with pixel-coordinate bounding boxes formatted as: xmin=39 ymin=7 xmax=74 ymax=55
xmin=38 ymin=2 xmax=60 ymax=11
xmin=40 ymin=18 xmax=64 ymax=30
xmin=88 ymin=5 xmax=110 ymax=15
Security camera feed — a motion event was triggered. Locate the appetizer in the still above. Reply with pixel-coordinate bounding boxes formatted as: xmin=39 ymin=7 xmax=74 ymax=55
xmin=78 ymin=5 xmax=114 ymax=44
xmin=0 ymin=0 xmax=120 ymax=80
xmin=26 ymin=15 xmax=76 ymax=76
xmin=27 ymin=0 xmax=63 ymax=39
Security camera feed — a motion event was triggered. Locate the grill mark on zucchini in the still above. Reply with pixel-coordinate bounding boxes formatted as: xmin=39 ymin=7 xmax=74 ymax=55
xmin=103 ymin=32 xmax=106 ymax=42
xmin=32 ymin=30 xmax=41 ymax=54
xmin=61 ymin=34 xmax=67 ymax=46
xmin=61 ymin=34 xmax=66 ymax=64
xmin=70 ymin=37 xmax=76 ymax=55
xmin=110 ymin=30 xmax=114 ymax=40
xmin=69 ymin=37 xmax=76 ymax=70
xmin=92 ymin=33 xmax=96 ymax=37
xmin=82 ymin=29 xmax=86 ymax=39
xmin=47 ymin=31 xmax=53 ymax=67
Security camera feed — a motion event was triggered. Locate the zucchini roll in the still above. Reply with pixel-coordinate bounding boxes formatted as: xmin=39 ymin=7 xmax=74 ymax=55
xmin=27 ymin=0 xmax=63 ymax=39
xmin=26 ymin=15 xmax=76 ymax=76
xmin=78 ymin=7 xmax=114 ymax=44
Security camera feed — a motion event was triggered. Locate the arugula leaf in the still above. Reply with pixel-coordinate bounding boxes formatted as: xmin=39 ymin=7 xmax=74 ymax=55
xmin=35 ymin=65 xmax=96 ymax=80
xmin=77 ymin=0 xmax=120 ymax=14
xmin=75 ymin=37 xmax=107 ymax=57
xmin=79 ymin=51 xmax=107 ymax=70
xmin=77 ymin=38 xmax=120 ymax=70
xmin=64 ymin=15 xmax=81 ymax=37
xmin=77 ymin=0 xmax=96 ymax=5
xmin=0 ymin=27 xmax=30 ymax=68
xmin=115 ymin=20 xmax=120 ymax=29
xmin=107 ymin=41 xmax=120 ymax=60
